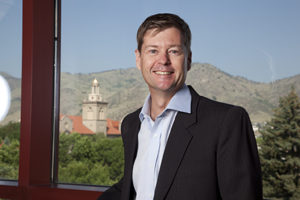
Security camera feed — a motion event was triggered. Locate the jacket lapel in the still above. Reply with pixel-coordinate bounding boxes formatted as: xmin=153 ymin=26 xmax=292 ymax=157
xmin=153 ymin=86 xmax=199 ymax=200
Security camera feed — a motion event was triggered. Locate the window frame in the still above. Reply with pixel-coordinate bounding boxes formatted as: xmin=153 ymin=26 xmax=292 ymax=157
xmin=0 ymin=0 xmax=106 ymax=199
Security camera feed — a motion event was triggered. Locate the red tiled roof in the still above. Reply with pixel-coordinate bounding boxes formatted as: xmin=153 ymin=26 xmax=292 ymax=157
xmin=107 ymin=118 xmax=121 ymax=135
xmin=60 ymin=114 xmax=121 ymax=136
xmin=68 ymin=115 xmax=94 ymax=135
xmin=61 ymin=115 xmax=94 ymax=135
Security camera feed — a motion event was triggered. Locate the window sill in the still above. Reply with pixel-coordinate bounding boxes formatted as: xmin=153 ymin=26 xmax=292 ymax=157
xmin=0 ymin=181 xmax=109 ymax=200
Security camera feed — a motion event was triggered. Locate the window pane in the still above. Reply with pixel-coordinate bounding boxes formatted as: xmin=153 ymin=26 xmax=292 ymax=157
xmin=0 ymin=0 xmax=22 ymax=180
xmin=59 ymin=1 xmax=300 ymax=194
xmin=58 ymin=0 xmax=132 ymax=186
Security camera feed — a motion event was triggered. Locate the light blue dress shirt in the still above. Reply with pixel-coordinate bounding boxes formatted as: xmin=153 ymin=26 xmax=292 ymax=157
xmin=132 ymin=85 xmax=191 ymax=200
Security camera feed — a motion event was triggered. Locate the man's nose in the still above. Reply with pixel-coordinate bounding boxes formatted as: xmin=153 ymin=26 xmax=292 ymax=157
xmin=158 ymin=52 xmax=171 ymax=65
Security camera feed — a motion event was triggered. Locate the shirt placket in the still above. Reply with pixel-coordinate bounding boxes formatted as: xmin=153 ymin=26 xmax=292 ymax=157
xmin=147 ymin=116 xmax=163 ymax=199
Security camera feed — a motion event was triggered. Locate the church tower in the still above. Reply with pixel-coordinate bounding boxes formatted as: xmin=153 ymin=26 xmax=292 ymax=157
xmin=82 ymin=78 xmax=108 ymax=135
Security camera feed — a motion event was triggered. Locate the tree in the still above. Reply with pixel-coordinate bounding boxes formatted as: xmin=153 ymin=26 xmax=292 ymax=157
xmin=94 ymin=137 xmax=124 ymax=181
xmin=0 ymin=122 xmax=20 ymax=141
xmin=58 ymin=133 xmax=124 ymax=186
xmin=0 ymin=140 xmax=19 ymax=179
xmin=260 ymin=87 xmax=300 ymax=199
xmin=58 ymin=160 xmax=114 ymax=185
xmin=0 ymin=122 xmax=20 ymax=180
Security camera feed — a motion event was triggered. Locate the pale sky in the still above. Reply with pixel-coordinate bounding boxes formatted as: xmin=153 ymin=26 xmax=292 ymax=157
xmin=0 ymin=0 xmax=300 ymax=83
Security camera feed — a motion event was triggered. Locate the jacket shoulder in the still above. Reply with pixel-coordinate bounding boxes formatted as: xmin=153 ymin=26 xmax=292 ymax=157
xmin=189 ymin=86 xmax=250 ymax=120
xmin=120 ymin=108 xmax=141 ymax=140
xmin=122 ymin=108 xmax=141 ymax=126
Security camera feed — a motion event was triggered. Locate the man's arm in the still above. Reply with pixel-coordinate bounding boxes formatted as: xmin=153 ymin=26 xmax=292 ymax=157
xmin=217 ymin=106 xmax=262 ymax=200
xmin=97 ymin=177 xmax=123 ymax=200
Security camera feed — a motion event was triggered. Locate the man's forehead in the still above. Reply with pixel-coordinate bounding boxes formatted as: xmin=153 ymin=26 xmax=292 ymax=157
xmin=144 ymin=27 xmax=181 ymax=37
xmin=143 ymin=44 xmax=183 ymax=49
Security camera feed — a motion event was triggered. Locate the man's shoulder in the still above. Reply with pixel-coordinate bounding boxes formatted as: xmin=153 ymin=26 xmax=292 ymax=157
xmin=199 ymin=96 xmax=248 ymax=118
xmin=120 ymin=108 xmax=142 ymax=140
xmin=121 ymin=107 xmax=142 ymax=128
xmin=189 ymin=86 xmax=248 ymax=118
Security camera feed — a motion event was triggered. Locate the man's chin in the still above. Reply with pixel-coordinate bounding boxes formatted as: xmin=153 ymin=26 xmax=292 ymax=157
xmin=149 ymin=85 xmax=180 ymax=95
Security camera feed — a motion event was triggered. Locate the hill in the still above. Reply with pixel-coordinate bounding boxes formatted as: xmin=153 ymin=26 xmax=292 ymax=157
xmin=1 ymin=63 xmax=300 ymax=125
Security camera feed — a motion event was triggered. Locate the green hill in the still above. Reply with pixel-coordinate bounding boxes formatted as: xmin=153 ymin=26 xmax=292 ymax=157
xmin=1 ymin=63 xmax=300 ymax=125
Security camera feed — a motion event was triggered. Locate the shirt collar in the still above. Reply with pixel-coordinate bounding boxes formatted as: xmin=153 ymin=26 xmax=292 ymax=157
xmin=139 ymin=84 xmax=191 ymax=122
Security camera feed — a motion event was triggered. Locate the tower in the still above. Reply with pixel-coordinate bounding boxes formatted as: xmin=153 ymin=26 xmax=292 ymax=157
xmin=82 ymin=78 xmax=108 ymax=135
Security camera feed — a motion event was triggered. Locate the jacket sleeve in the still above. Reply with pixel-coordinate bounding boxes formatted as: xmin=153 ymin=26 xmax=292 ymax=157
xmin=97 ymin=110 xmax=139 ymax=200
xmin=97 ymin=177 xmax=123 ymax=200
xmin=216 ymin=106 xmax=263 ymax=200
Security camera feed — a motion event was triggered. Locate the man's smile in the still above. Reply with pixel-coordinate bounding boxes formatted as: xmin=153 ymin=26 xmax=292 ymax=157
xmin=154 ymin=71 xmax=173 ymax=75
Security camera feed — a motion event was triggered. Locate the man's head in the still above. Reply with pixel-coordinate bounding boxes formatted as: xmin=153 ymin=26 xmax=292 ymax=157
xmin=135 ymin=13 xmax=192 ymax=96
xmin=136 ymin=13 xmax=192 ymax=54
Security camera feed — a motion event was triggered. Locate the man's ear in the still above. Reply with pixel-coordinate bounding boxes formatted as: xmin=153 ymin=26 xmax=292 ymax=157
xmin=135 ymin=49 xmax=141 ymax=70
xmin=187 ymin=51 xmax=192 ymax=71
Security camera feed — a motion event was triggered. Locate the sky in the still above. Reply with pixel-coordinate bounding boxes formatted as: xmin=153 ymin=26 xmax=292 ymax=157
xmin=0 ymin=0 xmax=300 ymax=83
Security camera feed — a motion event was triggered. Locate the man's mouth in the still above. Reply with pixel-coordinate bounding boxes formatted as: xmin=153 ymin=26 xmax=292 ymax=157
xmin=154 ymin=71 xmax=173 ymax=75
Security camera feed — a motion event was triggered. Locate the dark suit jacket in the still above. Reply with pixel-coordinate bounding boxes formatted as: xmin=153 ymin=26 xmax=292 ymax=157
xmin=98 ymin=86 xmax=262 ymax=200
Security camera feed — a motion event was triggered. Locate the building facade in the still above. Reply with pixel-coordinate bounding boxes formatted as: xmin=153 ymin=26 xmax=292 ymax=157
xmin=59 ymin=79 xmax=120 ymax=136
xmin=82 ymin=78 xmax=108 ymax=135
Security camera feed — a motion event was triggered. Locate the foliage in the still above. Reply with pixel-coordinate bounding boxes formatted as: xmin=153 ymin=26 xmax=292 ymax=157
xmin=0 ymin=162 xmax=18 ymax=180
xmin=0 ymin=122 xmax=20 ymax=141
xmin=260 ymin=87 xmax=300 ymax=199
xmin=58 ymin=133 xmax=124 ymax=186
xmin=0 ymin=140 xmax=19 ymax=179
xmin=0 ymin=121 xmax=124 ymax=186
xmin=0 ymin=122 xmax=20 ymax=179
xmin=59 ymin=160 xmax=115 ymax=186
xmin=0 ymin=140 xmax=19 ymax=166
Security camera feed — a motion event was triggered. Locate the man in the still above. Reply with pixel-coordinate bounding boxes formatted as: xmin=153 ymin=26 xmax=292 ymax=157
xmin=98 ymin=13 xmax=262 ymax=200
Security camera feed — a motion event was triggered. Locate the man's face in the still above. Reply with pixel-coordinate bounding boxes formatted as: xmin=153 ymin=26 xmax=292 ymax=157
xmin=135 ymin=27 xmax=191 ymax=96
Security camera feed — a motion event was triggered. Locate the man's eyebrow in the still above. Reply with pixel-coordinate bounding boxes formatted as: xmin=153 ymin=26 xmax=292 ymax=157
xmin=168 ymin=45 xmax=183 ymax=49
xmin=144 ymin=45 xmax=159 ymax=49
xmin=144 ymin=45 xmax=183 ymax=49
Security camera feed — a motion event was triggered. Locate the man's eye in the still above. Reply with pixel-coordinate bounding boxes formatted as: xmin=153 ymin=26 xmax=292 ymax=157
xmin=149 ymin=49 xmax=157 ymax=54
xmin=168 ymin=49 xmax=181 ymax=55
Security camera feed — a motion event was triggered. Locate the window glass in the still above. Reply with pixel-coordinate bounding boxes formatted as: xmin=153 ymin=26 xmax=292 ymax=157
xmin=0 ymin=0 xmax=22 ymax=180
xmin=59 ymin=0 xmax=300 ymax=191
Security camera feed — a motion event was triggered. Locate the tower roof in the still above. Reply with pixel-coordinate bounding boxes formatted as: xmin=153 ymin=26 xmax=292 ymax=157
xmin=92 ymin=78 xmax=99 ymax=87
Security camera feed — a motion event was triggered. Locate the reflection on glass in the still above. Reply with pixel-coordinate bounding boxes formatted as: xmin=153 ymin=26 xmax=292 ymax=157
xmin=0 ymin=0 xmax=22 ymax=180
xmin=0 ymin=75 xmax=11 ymax=121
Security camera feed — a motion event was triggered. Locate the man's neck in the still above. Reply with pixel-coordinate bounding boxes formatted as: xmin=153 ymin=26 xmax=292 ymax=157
xmin=149 ymin=88 xmax=178 ymax=120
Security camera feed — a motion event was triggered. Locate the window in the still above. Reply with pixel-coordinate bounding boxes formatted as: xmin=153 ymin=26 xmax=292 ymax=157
xmin=57 ymin=0 xmax=128 ymax=186
xmin=0 ymin=0 xmax=22 ymax=181
xmin=58 ymin=0 xmax=300 ymax=198
xmin=0 ymin=0 xmax=299 ymax=199
xmin=0 ymin=0 xmax=103 ymax=199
